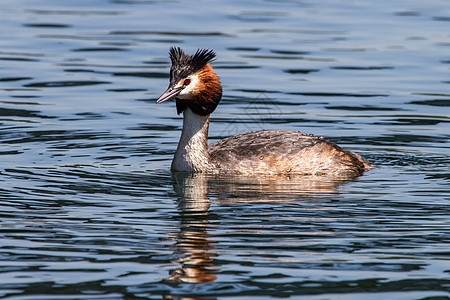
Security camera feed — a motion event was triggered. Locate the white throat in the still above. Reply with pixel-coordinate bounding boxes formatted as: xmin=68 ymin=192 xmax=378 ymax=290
xmin=172 ymin=108 xmax=212 ymax=172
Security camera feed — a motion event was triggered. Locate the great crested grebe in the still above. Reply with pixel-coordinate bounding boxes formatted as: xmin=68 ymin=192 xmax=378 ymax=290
xmin=156 ymin=47 xmax=371 ymax=177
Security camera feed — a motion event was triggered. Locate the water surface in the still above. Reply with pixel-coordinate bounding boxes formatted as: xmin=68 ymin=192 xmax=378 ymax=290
xmin=0 ymin=0 xmax=449 ymax=299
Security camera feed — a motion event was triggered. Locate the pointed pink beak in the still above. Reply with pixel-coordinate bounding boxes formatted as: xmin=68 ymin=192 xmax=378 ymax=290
xmin=156 ymin=86 xmax=183 ymax=103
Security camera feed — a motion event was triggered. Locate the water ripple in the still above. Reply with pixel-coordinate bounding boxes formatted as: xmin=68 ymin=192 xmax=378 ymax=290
xmin=0 ymin=0 xmax=449 ymax=299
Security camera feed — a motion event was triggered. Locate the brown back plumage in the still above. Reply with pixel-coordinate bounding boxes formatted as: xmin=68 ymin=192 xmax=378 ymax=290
xmin=209 ymin=130 xmax=371 ymax=177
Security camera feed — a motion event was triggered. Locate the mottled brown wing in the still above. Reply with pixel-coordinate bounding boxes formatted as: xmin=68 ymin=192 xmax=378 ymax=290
xmin=208 ymin=129 xmax=370 ymax=177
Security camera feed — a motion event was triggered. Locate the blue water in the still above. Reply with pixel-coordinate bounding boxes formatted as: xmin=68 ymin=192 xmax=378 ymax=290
xmin=0 ymin=0 xmax=449 ymax=299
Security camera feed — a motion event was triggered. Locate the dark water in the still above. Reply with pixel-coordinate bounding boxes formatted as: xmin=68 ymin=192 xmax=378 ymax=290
xmin=1 ymin=0 xmax=449 ymax=299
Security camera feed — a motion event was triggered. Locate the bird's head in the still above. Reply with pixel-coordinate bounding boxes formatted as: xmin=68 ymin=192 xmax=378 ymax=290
xmin=156 ymin=47 xmax=222 ymax=116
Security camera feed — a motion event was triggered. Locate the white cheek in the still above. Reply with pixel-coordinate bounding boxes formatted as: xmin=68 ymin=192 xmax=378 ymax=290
xmin=178 ymin=76 xmax=199 ymax=99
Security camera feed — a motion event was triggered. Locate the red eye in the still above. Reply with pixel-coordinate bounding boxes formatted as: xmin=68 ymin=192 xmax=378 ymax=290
xmin=184 ymin=79 xmax=191 ymax=86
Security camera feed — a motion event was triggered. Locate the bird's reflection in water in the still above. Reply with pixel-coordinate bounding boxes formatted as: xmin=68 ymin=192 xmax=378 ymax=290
xmin=168 ymin=172 xmax=217 ymax=284
xmin=166 ymin=172 xmax=357 ymax=284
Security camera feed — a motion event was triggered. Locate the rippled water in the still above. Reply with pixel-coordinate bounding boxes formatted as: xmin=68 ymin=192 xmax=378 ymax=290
xmin=1 ymin=0 xmax=449 ymax=299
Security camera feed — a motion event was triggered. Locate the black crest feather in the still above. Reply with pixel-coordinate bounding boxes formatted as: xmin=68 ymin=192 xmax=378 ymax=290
xmin=168 ymin=47 xmax=216 ymax=86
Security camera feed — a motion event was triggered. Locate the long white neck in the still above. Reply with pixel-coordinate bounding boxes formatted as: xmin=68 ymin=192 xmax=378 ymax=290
xmin=172 ymin=108 xmax=212 ymax=172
